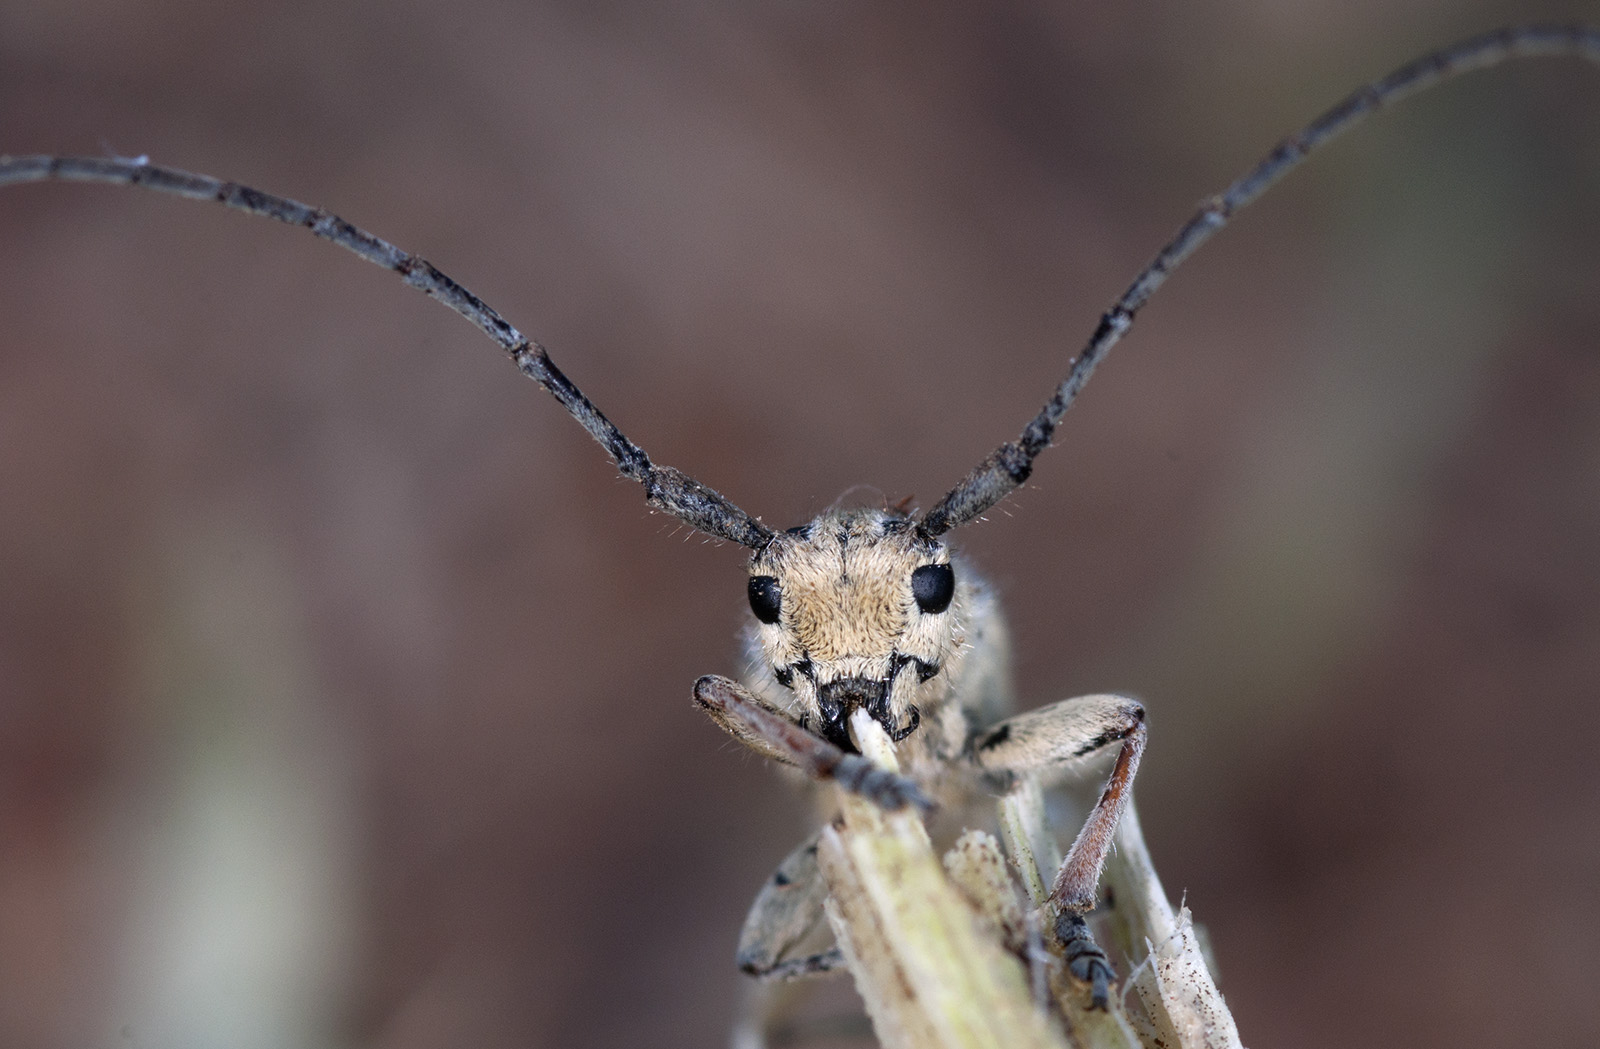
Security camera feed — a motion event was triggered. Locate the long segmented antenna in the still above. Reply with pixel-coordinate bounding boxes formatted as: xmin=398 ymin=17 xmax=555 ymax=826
xmin=0 ymin=155 xmax=774 ymax=549
xmin=919 ymin=23 xmax=1600 ymax=537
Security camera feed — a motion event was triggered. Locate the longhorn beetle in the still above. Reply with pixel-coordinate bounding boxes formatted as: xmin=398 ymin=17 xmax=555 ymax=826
xmin=2 ymin=22 xmax=1597 ymax=1043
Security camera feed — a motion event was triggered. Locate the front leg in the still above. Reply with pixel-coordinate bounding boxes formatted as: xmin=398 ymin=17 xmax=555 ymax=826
xmin=693 ymin=675 xmax=933 ymax=813
xmin=972 ymin=693 xmax=1146 ymax=1008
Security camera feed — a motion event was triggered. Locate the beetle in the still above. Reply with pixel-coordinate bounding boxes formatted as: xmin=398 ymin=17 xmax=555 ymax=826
xmin=1 ymin=18 xmax=1597 ymax=1049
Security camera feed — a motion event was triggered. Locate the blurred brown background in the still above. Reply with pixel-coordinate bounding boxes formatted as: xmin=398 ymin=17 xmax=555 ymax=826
xmin=2 ymin=2 xmax=1598 ymax=1047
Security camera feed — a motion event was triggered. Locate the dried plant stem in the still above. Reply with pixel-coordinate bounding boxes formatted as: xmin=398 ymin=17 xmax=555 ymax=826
xmin=816 ymin=712 xmax=1067 ymax=1049
xmin=1100 ymin=805 xmax=1243 ymax=1049
xmin=816 ymin=714 xmax=1240 ymax=1049
xmin=999 ymin=781 xmax=1144 ymax=1049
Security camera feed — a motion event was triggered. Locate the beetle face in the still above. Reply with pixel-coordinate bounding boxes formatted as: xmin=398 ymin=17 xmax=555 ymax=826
xmin=745 ymin=507 xmax=965 ymax=752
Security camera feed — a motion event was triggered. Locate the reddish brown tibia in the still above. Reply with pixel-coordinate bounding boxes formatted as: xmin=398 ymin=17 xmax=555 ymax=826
xmin=1050 ymin=719 xmax=1147 ymax=915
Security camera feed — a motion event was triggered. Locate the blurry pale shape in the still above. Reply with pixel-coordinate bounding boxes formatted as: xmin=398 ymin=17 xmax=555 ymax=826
xmin=116 ymin=508 xmax=356 ymax=1049
xmin=1126 ymin=156 xmax=1524 ymax=772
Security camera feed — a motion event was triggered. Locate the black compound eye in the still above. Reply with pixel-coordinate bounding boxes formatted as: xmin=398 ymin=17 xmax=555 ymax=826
xmin=748 ymin=575 xmax=782 ymax=624
xmin=911 ymin=563 xmax=955 ymax=614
